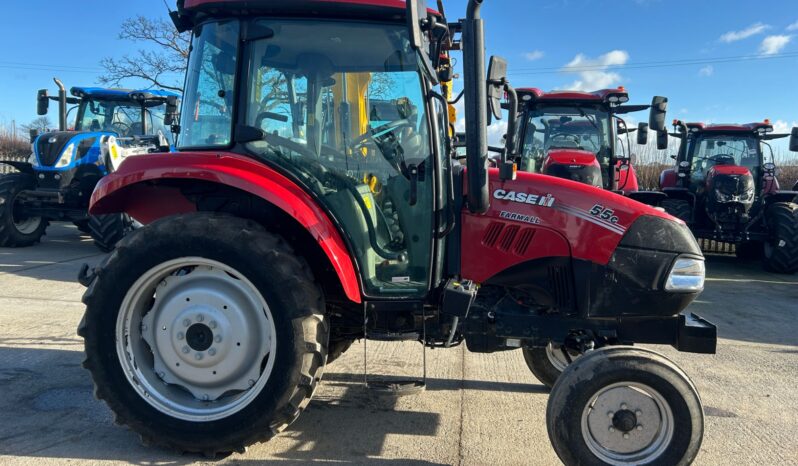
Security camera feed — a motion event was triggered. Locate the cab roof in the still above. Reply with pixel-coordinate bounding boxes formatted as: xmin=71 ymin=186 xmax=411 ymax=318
xmin=680 ymin=121 xmax=774 ymax=134
xmin=71 ymin=87 xmax=181 ymax=101
xmin=517 ymin=87 xmax=629 ymax=104
xmin=179 ymin=0 xmax=440 ymax=22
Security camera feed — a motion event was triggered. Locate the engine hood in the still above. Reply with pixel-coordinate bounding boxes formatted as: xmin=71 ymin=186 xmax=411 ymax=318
xmin=543 ymin=149 xmax=599 ymax=168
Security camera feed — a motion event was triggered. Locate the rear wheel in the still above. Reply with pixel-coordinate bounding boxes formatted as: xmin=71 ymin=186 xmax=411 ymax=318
xmin=73 ymin=219 xmax=91 ymax=234
xmin=763 ymin=202 xmax=798 ymax=274
xmin=88 ymin=213 xmax=136 ymax=252
xmin=547 ymin=347 xmax=703 ymax=466
xmin=0 ymin=172 xmax=47 ymax=247
xmin=79 ymin=213 xmax=328 ymax=455
xmin=661 ymin=199 xmax=692 ymax=224
xmin=522 ymin=342 xmax=581 ymax=389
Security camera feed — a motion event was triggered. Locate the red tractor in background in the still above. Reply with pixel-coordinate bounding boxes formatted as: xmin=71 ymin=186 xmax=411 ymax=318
xmin=659 ymin=120 xmax=798 ymax=273
xmin=512 ymin=87 xmax=669 ymax=202
xmin=76 ymin=0 xmax=716 ymax=463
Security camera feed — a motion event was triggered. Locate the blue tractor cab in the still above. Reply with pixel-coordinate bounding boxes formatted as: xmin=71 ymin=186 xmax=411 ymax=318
xmin=0 ymin=78 xmax=180 ymax=250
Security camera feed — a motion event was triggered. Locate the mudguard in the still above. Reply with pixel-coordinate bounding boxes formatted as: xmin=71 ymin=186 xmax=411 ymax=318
xmin=90 ymin=151 xmax=362 ymax=303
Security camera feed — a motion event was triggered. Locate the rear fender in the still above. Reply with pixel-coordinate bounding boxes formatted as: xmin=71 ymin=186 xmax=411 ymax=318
xmin=91 ymin=151 xmax=362 ymax=303
xmin=662 ymin=187 xmax=695 ymax=205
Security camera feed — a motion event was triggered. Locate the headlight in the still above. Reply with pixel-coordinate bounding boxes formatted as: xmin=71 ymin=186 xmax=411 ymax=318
xmin=55 ymin=144 xmax=75 ymax=168
xmin=665 ymin=257 xmax=705 ymax=292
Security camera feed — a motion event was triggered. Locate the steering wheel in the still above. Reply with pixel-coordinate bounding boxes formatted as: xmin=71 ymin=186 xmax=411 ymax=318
xmin=110 ymin=122 xmax=132 ymax=136
xmin=350 ymin=119 xmax=414 ymax=151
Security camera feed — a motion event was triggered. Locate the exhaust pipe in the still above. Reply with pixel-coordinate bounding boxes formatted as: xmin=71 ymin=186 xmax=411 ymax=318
xmin=54 ymin=78 xmax=68 ymax=131
xmin=462 ymin=0 xmax=489 ymax=213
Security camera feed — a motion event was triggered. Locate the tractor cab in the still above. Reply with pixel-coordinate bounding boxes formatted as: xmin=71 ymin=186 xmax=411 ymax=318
xmin=515 ymin=87 xmax=668 ymax=193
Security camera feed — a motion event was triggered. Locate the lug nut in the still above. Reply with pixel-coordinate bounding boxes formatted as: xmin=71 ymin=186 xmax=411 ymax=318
xmin=202 ymin=394 xmax=210 ymax=401
xmin=607 ymin=411 xmax=614 ymax=418
xmin=195 ymin=353 xmax=203 ymax=360
xmin=208 ymin=348 xmax=217 ymax=356
xmin=182 ymin=346 xmax=190 ymax=354
xmin=183 ymin=319 xmax=191 ymax=327
xmin=623 ymin=433 xmax=630 ymax=439
xmin=158 ymin=371 xmax=165 ymax=378
xmin=209 ymin=321 xmax=217 ymax=329
xmin=637 ymin=425 xmax=643 ymax=431
xmin=248 ymin=379 xmax=256 ymax=387
xmin=197 ymin=314 xmax=205 ymax=322
xmin=177 ymin=332 xmax=185 ymax=340
xmin=141 ymin=324 xmax=148 ymax=331
xmin=215 ymin=335 xmax=222 ymax=343
xmin=621 ymin=404 xmax=628 ymax=410
xmin=636 ymin=410 xmax=642 ymax=416
xmin=608 ymin=427 xmax=615 ymax=433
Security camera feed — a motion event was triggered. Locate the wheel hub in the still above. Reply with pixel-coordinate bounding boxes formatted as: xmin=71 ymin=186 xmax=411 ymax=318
xmin=581 ymin=382 xmax=674 ymax=464
xmin=138 ymin=265 xmax=272 ymax=403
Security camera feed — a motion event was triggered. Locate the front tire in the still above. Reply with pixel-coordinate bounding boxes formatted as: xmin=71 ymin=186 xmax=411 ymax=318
xmin=547 ymin=347 xmax=704 ymax=466
xmin=763 ymin=202 xmax=798 ymax=274
xmin=522 ymin=343 xmax=580 ymax=389
xmin=0 ymin=172 xmax=47 ymax=247
xmin=661 ymin=199 xmax=692 ymax=224
xmin=79 ymin=213 xmax=328 ymax=455
xmin=88 ymin=213 xmax=135 ymax=252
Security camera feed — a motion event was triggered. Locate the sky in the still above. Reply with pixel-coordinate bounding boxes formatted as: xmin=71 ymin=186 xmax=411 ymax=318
xmin=0 ymin=0 xmax=796 ymax=155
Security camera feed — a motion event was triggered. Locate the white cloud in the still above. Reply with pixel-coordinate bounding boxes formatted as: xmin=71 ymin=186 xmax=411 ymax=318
xmin=760 ymin=35 xmax=792 ymax=55
xmin=524 ymin=50 xmax=544 ymax=61
xmin=787 ymin=20 xmax=798 ymax=31
xmin=487 ymin=121 xmax=509 ymax=146
xmin=719 ymin=22 xmax=770 ymax=43
xmin=772 ymin=120 xmax=798 ymax=134
xmin=698 ymin=65 xmax=714 ymax=77
xmin=560 ymin=50 xmax=629 ymax=91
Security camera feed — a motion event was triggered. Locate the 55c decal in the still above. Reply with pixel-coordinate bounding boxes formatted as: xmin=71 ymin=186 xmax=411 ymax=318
xmin=589 ymin=204 xmax=620 ymax=224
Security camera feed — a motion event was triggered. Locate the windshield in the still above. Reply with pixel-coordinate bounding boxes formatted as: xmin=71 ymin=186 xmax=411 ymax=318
xmin=75 ymin=99 xmax=171 ymax=141
xmin=520 ymin=105 xmax=611 ymax=172
xmin=688 ymin=134 xmax=760 ymax=182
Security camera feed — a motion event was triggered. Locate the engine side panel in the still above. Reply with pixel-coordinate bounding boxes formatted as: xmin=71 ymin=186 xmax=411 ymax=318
xmin=460 ymin=169 xmax=673 ymax=283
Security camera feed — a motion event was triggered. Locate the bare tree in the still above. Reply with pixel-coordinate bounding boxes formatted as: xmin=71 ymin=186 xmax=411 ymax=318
xmin=99 ymin=16 xmax=189 ymax=92
xmin=20 ymin=117 xmax=54 ymax=136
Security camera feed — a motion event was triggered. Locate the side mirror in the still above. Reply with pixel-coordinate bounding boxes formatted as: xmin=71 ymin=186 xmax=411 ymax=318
xmin=790 ymin=127 xmax=798 ymax=152
xmin=164 ymin=96 xmax=180 ymax=126
xmin=406 ymin=0 xmax=427 ymax=50
xmin=37 ymin=89 xmax=49 ymax=116
xmin=637 ymin=123 xmax=649 ymax=145
xmin=649 ymin=96 xmax=668 ymax=132
xmin=657 ymin=129 xmax=669 ymax=150
xmin=487 ymin=56 xmax=508 ymax=124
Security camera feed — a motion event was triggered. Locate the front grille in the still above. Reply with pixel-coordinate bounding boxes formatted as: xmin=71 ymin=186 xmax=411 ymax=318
xmin=548 ymin=265 xmax=572 ymax=310
xmin=35 ymin=132 xmax=74 ymax=166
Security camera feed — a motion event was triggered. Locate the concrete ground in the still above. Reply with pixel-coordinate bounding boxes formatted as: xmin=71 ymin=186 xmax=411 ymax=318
xmin=0 ymin=224 xmax=796 ymax=465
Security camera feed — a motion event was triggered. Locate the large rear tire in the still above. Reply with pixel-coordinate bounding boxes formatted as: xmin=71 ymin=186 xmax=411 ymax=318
xmin=88 ymin=213 xmax=135 ymax=252
xmin=79 ymin=213 xmax=328 ymax=455
xmin=547 ymin=347 xmax=704 ymax=466
xmin=763 ymin=202 xmax=798 ymax=274
xmin=661 ymin=199 xmax=692 ymax=224
xmin=0 ymin=172 xmax=47 ymax=247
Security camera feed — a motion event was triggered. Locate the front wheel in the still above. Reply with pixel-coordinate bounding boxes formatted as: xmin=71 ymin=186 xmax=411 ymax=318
xmin=79 ymin=213 xmax=328 ymax=455
xmin=547 ymin=347 xmax=704 ymax=466
xmin=661 ymin=199 xmax=692 ymax=224
xmin=763 ymin=202 xmax=798 ymax=274
xmin=0 ymin=172 xmax=47 ymax=247
xmin=88 ymin=213 xmax=137 ymax=252
xmin=522 ymin=342 xmax=581 ymax=389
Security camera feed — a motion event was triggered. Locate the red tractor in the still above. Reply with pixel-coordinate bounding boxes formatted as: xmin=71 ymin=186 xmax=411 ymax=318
xmin=660 ymin=120 xmax=798 ymax=273
xmin=512 ymin=87 xmax=669 ymax=201
xmin=77 ymin=1 xmax=716 ymax=463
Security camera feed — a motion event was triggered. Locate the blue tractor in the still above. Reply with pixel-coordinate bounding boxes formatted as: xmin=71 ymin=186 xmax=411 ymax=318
xmin=0 ymin=78 xmax=179 ymax=251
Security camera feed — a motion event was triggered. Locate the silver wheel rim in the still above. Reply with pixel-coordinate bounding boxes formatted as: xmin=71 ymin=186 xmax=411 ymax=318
xmin=116 ymin=257 xmax=277 ymax=422
xmin=545 ymin=342 xmax=576 ymax=372
xmin=581 ymin=382 xmax=674 ymax=465
xmin=12 ymin=212 xmax=42 ymax=235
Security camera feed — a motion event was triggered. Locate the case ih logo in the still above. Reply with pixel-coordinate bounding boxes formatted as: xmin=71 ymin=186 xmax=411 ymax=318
xmin=493 ymin=189 xmax=556 ymax=207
